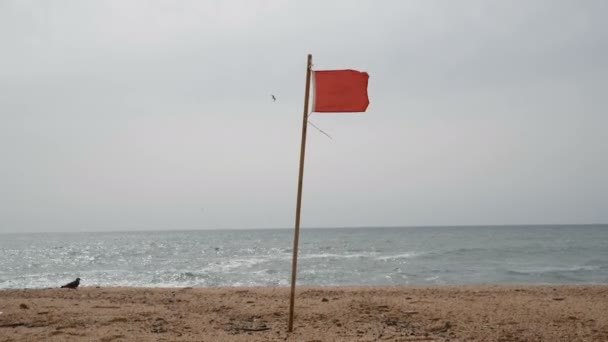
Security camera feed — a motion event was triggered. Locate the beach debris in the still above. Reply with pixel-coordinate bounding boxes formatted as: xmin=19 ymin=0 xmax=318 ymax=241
xmin=0 ymin=322 xmax=26 ymax=328
xmin=377 ymin=305 xmax=389 ymax=312
xmin=239 ymin=321 xmax=270 ymax=332
xmin=225 ymin=317 xmax=271 ymax=334
xmin=229 ymin=321 xmax=270 ymax=333
xmin=428 ymin=321 xmax=452 ymax=333
xmin=321 ymin=298 xmax=329 ymax=302
xmin=99 ymin=334 xmax=126 ymax=342
xmin=20 ymin=303 xmax=29 ymax=309
xmin=383 ymin=318 xmax=410 ymax=332
xmin=151 ymin=318 xmax=168 ymax=333
xmin=109 ymin=317 xmax=128 ymax=323
xmin=271 ymin=94 xmax=276 ymax=102
xmin=61 ymin=278 xmax=80 ymax=289
xmin=552 ymin=297 xmax=565 ymax=301
xmin=37 ymin=311 xmax=49 ymax=315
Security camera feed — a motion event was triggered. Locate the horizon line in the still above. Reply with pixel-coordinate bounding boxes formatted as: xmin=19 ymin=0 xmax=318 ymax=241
xmin=1 ymin=223 xmax=607 ymax=235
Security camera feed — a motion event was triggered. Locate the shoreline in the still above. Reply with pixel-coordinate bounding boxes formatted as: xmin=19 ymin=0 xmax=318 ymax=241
xmin=1 ymin=285 xmax=607 ymax=341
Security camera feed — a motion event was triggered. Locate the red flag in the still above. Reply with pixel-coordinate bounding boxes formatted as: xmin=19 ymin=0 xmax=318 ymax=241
xmin=312 ymin=70 xmax=370 ymax=113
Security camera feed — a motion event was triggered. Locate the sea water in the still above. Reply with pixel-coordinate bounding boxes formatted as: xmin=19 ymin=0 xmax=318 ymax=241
xmin=1 ymin=225 xmax=607 ymax=289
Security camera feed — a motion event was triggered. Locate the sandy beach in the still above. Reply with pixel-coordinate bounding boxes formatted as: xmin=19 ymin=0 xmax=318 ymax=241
xmin=1 ymin=285 xmax=607 ymax=341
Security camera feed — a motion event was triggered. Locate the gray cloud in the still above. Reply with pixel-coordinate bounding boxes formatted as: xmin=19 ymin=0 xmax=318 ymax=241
xmin=1 ymin=0 xmax=606 ymax=232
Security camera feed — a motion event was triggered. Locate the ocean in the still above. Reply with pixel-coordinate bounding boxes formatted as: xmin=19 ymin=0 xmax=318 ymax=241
xmin=1 ymin=225 xmax=607 ymax=289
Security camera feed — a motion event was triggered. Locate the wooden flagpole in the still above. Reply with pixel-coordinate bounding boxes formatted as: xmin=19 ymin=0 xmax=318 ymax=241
xmin=288 ymin=53 xmax=313 ymax=332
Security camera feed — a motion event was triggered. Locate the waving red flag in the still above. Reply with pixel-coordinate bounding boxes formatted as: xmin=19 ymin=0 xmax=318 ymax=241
xmin=289 ymin=56 xmax=370 ymax=333
xmin=312 ymin=70 xmax=370 ymax=113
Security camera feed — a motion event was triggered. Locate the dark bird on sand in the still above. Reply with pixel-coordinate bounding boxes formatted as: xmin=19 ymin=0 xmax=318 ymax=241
xmin=61 ymin=278 xmax=80 ymax=289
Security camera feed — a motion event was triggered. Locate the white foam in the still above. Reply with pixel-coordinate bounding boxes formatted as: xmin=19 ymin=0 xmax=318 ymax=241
xmin=299 ymin=252 xmax=378 ymax=260
xmin=375 ymin=252 xmax=421 ymax=261
xmin=509 ymin=265 xmax=601 ymax=274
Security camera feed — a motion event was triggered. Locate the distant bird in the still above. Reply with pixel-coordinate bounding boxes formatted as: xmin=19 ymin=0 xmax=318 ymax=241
xmin=271 ymin=94 xmax=276 ymax=102
xmin=60 ymin=278 xmax=80 ymax=289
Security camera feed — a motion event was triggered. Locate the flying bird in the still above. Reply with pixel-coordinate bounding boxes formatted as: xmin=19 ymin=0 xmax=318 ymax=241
xmin=271 ymin=94 xmax=276 ymax=102
xmin=60 ymin=278 xmax=80 ymax=289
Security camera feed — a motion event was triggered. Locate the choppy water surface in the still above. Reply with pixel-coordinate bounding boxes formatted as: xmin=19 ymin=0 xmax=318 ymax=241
xmin=1 ymin=225 xmax=607 ymax=288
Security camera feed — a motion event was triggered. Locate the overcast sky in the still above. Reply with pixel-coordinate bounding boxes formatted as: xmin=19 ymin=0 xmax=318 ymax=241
xmin=1 ymin=0 xmax=607 ymax=233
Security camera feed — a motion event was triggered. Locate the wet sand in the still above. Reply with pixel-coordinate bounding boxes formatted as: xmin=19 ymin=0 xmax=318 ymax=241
xmin=1 ymin=285 xmax=607 ymax=341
